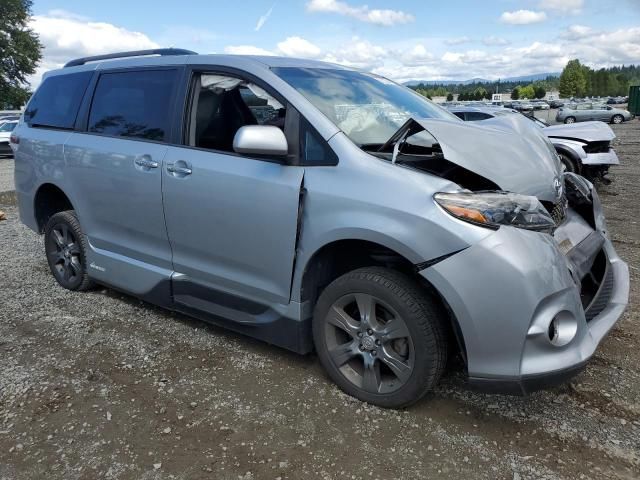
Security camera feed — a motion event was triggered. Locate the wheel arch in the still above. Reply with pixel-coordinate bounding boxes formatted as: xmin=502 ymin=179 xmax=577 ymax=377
xmin=554 ymin=144 xmax=583 ymax=173
xmin=297 ymin=236 xmax=467 ymax=364
xmin=34 ymin=183 xmax=75 ymax=233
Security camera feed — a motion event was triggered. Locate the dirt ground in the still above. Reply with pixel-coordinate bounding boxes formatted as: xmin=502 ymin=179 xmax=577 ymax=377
xmin=0 ymin=122 xmax=639 ymax=480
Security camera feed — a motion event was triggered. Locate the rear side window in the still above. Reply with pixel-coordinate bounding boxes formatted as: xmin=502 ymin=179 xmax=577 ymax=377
xmin=24 ymin=71 xmax=92 ymax=129
xmin=88 ymin=70 xmax=177 ymax=142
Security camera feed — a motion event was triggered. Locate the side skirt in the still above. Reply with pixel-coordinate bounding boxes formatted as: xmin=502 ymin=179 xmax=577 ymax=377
xmin=91 ymin=271 xmax=314 ymax=354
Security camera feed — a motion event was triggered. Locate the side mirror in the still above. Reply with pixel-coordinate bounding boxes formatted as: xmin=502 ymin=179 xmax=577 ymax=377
xmin=233 ymin=125 xmax=288 ymax=157
xmin=606 ymin=106 xmax=613 ymax=110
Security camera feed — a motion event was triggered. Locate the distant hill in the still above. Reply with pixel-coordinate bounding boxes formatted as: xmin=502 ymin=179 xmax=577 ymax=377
xmin=403 ymin=72 xmax=560 ymax=87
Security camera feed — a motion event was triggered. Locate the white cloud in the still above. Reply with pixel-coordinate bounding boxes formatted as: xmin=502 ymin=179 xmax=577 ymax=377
xmin=562 ymin=24 xmax=593 ymax=40
xmin=224 ymin=45 xmax=275 ymax=56
xmin=444 ymin=36 xmax=472 ymax=46
xmin=540 ymin=0 xmax=584 ymax=14
xmin=28 ymin=11 xmax=159 ymax=87
xmin=365 ymin=25 xmax=640 ymax=83
xmin=482 ymin=36 xmax=510 ymax=46
xmin=31 ymin=12 xmax=158 ymax=66
xmin=277 ymin=36 xmax=322 ymax=58
xmin=400 ymin=44 xmax=435 ymax=66
xmin=306 ymin=0 xmax=414 ymax=26
xmin=255 ymin=5 xmax=274 ymax=31
xmin=323 ymin=38 xmax=387 ymax=69
xmin=500 ymin=10 xmax=547 ymax=25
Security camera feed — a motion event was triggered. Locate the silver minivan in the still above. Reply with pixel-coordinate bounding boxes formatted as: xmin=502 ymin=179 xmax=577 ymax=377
xmin=12 ymin=49 xmax=629 ymax=408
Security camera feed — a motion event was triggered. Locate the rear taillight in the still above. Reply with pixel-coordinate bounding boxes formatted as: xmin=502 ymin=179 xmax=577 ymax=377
xmin=9 ymin=134 xmax=19 ymax=145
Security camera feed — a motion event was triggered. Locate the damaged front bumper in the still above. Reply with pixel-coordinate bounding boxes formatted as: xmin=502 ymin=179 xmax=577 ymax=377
xmin=582 ymin=148 xmax=620 ymax=167
xmin=420 ymin=178 xmax=629 ymax=395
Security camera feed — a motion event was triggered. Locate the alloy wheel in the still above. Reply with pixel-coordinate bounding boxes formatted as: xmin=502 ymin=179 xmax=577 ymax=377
xmin=46 ymin=223 xmax=82 ymax=285
xmin=324 ymin=293 xmax=415 ymax=394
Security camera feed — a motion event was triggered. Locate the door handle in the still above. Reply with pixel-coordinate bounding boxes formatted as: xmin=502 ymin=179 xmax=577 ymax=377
xmin=134 ymin=156 xmax=159 ymax=169
xmin=166 ymin=163 xmax=192 ymax=176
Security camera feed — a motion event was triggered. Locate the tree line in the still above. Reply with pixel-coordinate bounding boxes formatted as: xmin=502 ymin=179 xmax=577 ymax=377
xmin=411 ymin=62 xmax=640 ymax=101
xmin=411 ymin=76 xmax=559 ymax=100
xmin=559 ymin=60 xmax=639 ymax=98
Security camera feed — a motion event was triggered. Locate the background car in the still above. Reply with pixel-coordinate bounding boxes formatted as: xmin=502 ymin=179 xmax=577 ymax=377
xmin=511 ymin=101 xmax=534 ymax=111
xmin=556 ymin=103 xmax=634 ymax=124
xmin=549 ymin=100 xmax=565 ymax=108
xmin=0 ymin=120 xmax=18 ymax=156
xmin=445 ymin=105 xmax=619 ymax=182
xmin=531 ymin=100 xmax=550 ymax=110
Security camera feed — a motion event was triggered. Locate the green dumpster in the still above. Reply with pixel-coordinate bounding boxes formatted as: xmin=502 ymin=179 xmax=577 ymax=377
xmin=629 ymin=85 xmax=640 ymax=116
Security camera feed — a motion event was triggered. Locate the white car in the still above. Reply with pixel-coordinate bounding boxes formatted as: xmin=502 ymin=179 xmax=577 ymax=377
xmin=0 ymin=120 xmax=18 ymax=156
xmin=446 ymin=106 xmax=619 ymax=183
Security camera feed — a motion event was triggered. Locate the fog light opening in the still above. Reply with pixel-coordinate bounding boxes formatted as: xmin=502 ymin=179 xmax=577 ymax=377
xmin=547 ymin=312 xmax=577 ymax=347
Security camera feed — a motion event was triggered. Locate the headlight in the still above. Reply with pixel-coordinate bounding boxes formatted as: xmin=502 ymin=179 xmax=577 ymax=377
xmin=434 ymin=191 xmax=555 ymax=233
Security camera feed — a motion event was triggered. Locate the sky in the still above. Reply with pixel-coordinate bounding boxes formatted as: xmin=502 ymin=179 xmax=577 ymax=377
xmin=28 ymin=0 xmax=640 ymax=85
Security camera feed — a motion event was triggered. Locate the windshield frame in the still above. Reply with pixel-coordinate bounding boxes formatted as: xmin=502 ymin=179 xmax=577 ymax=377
xmin=272 ymin=66 xmax=460 ymax=148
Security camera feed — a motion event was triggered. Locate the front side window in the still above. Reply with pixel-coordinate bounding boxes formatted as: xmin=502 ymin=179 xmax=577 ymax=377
xmin=24 ymin=71 xmax=92 ymax=129
xmin=188 ymin=73 xmax=286 ymax=152
xmin=88 ymin=70 xmax=177 ymax=142
xmin=273 ymin=67 xmax=459 ymax=147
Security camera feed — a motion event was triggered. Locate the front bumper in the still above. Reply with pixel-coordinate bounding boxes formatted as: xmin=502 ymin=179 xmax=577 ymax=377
xmin=0 ymin=141 xmax=11 ymax=156
xmin=582 ymin=148 xmax=620 ymax=166
xmin=421 ymin=185 xmax=629 ymax=395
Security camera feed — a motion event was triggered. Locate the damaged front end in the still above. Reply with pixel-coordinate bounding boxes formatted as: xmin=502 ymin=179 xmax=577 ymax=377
xmin=372 ymin=116 xmax=629 ymax=394
xmin=545 ymin=122 xmax=620 ymax=184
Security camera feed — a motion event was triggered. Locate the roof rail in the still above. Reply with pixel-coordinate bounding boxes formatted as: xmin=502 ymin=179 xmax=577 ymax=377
xmin=64 ymin=48 xmax=198 ymax=68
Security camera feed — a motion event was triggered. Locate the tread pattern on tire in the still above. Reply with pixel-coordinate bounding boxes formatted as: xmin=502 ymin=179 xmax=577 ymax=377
xmin=313 ymin=266 xmax=448 ymax=408
xmin=45 ymin=210 xmax=95 ymax=292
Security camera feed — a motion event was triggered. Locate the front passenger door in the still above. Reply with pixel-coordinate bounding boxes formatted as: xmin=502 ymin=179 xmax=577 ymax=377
xmin=162 ymin=72 xmax=304 ymax=311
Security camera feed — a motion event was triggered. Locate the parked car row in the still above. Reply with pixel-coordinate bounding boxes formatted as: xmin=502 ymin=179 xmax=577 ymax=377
xmin=11 ymin=49 xmax=629 ymax=408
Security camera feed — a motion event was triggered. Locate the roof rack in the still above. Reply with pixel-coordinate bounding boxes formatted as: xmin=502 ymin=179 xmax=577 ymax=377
xmin=64 ymin=48 xmax=198 ymax=68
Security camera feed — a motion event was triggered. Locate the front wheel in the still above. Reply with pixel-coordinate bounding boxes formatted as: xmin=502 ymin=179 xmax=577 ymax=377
xmin=559 ymin=153 xmax=580 ymax=174
xmin=44 ymin=210 xmax=95 ymax=291
xmin=564 ymin=116 xmax=576 ymax=124
xmin=313 ymin=267 xmax=447 ymax=408
xmin=611 ymin=114 xmax=624 ymax=124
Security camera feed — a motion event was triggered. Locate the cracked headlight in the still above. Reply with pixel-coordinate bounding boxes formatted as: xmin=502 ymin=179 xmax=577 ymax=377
xmin=434 ymin=191 xmax=555 ymax=233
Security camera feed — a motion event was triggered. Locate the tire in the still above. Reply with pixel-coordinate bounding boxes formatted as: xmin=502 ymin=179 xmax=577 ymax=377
xmin=564 ymin=116 xmax=576 ymax=124
xmin=558 ymin=153 xmax=580 ymax=174
xmin=44 ymin=210 xmax=95 ymax=291
xmin=611 ymin=114 xmax=624 ymax=124
xmin=312 ymin=267 xmax=447 ymax=408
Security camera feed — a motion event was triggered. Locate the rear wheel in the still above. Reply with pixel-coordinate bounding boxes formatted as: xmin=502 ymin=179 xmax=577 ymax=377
xmin=44 ymin=210 xmax=95 ymax=291
xmin=564 ymin=116 xmax=576 ymax=124
xmin=611 ymin=114 xmax=624 ymax=124
xmin=313 ymin=267 xmax=447 ymax=408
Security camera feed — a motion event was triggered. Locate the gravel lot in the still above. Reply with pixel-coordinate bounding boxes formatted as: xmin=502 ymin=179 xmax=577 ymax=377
xmin=0 ymin=122 xmax=639 ymax=480
xmin=0 ymin=157 xmax=14 ymax=195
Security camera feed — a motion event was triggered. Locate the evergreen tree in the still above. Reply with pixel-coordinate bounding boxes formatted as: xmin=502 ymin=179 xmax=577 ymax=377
xmin=559 ymin=59 xmax=587 ymax=98
xmin=0 ymin=0 xmax=42 ymax=108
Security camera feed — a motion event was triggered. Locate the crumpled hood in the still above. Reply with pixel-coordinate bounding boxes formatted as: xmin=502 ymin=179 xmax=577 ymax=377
xmin=414 ymin=115 xmax=563 ymax=202
xmin=543 ymin=121 xmax=616 ymax=143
